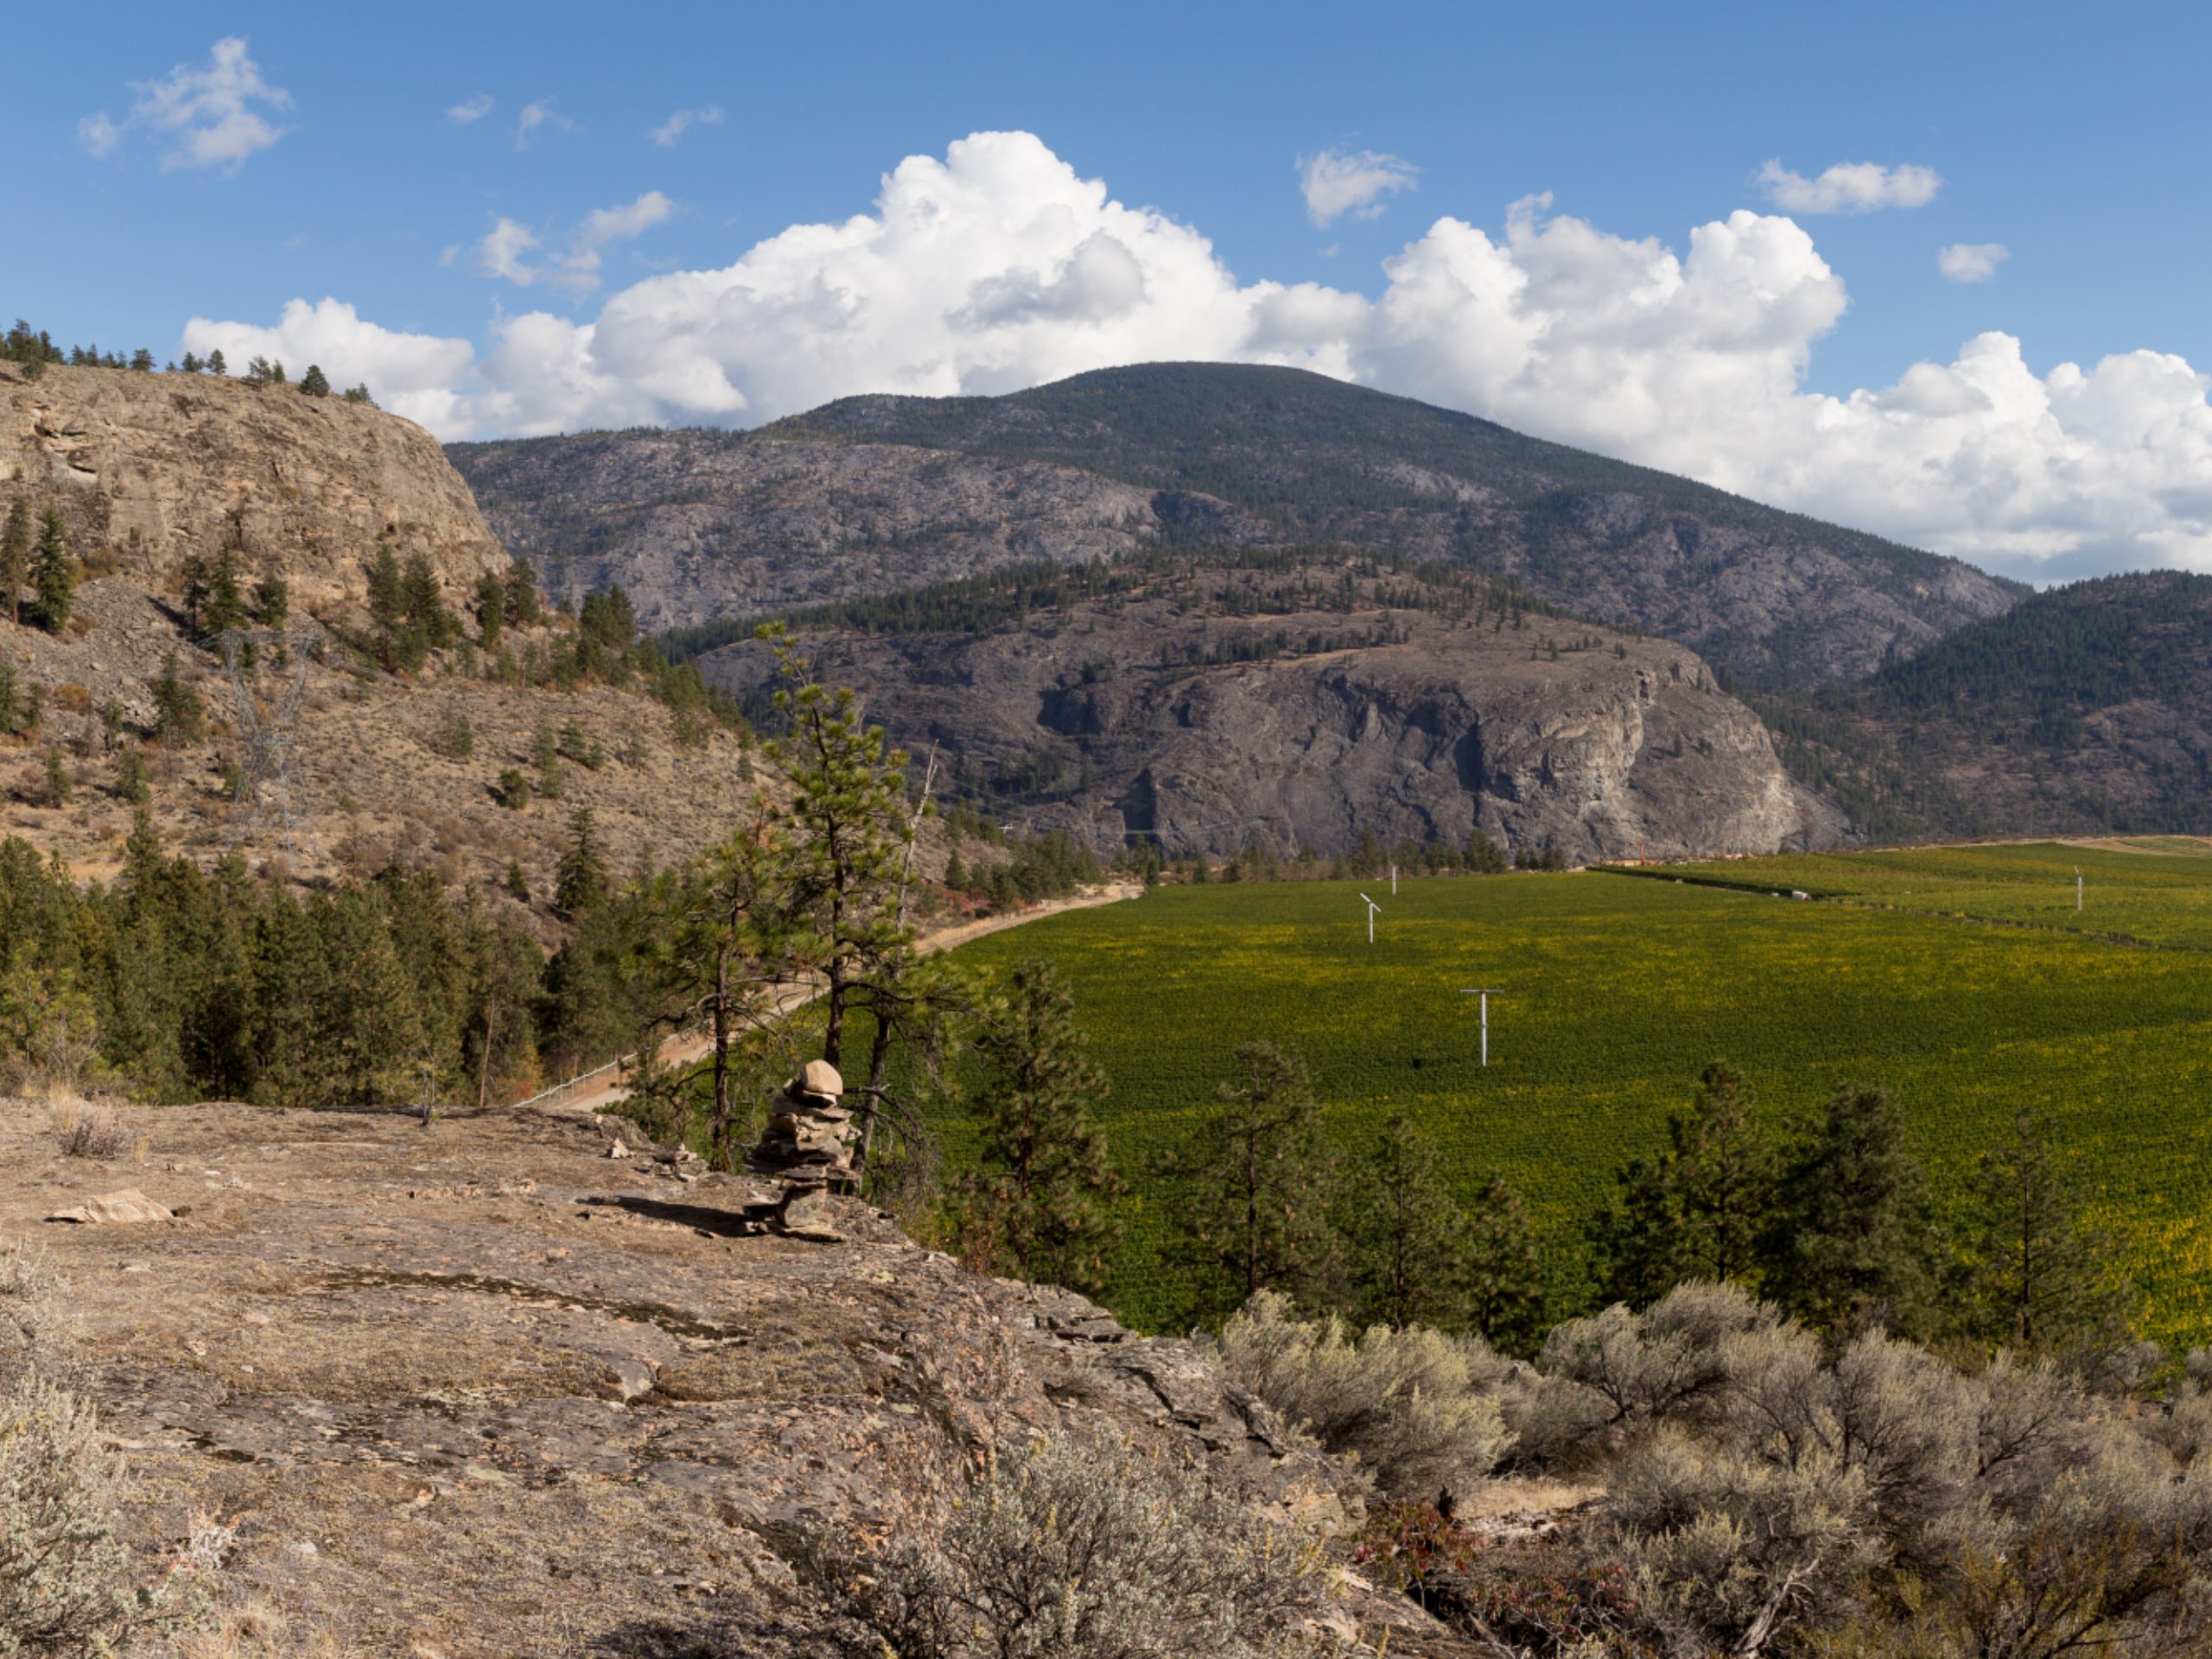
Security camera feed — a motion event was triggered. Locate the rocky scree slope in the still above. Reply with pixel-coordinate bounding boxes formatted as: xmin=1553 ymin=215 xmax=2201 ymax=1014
xmin=12 ymin=1100 xmax=1473 ymax=1657
xmin=451 ymin=362 xmax=2019 ymax=694
xmin=701 ymin=560 xmax=1838 ymax=861
xmin=3 ymin=363 xmax=505 ymax=608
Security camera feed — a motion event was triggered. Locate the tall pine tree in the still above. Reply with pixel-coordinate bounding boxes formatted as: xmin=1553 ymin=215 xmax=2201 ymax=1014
xmin=1341 ymin=1113 xmax=1477 ymax=1332
xmin=1588 ymin=1060 xmax=1779 ymax=1306
xmin=0 ymin=496 xmax=30 ymax=626
xmin=1763 ymin=1083 xmax=1939 ymax=1336
xmin=1955 ymin=1111 xmax=2136 ymax=1353
xmin=1164 ymin=1041 xmax=1339 ymax=1324
xmin=28 ymin=508 xmax=73 ymax=632
xmin=953 ymin=959 xmax=1122 ymax=1293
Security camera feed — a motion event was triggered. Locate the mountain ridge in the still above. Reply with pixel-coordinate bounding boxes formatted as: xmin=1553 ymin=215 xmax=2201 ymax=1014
xmin=450 ymin=361 xmax=2023 ymax=695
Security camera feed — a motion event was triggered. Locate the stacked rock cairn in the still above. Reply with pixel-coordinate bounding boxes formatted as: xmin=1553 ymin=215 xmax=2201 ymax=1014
xmin=748 ymin=1058 xmax=858 ymax=1236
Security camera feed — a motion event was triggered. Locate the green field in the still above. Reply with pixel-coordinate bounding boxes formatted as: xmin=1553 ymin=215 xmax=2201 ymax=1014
xmin=934 ymin=846 xmax=2212 ymax=1342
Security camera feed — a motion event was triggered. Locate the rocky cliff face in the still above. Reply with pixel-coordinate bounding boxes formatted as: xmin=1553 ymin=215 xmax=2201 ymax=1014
xmin=1 ymin=363 xmax=505 ymax=607
xmin=451 ymin=425 xmax=1241 ymax=629
xmin=703 ymin=571 xmax=1837 ymax=861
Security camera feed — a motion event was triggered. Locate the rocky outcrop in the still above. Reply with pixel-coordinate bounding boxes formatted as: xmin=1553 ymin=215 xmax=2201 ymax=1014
xmin=9 ymin=1100 xmax=1472 ymax=1657
xmin=703 ymin=584 xmax=1838 ymax=862
xmin=451 ymin=426 xmax=1223 ymax=628
xmin=0 ymin=363 xmax=505 ymax=608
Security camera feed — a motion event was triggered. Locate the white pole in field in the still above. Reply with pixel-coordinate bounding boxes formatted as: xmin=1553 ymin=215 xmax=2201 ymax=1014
xmin=1359 ymin=892 xmax=1381 ymax=944
xmin=1458 ymin=988 xmax=1502 ymax=1067
xmin=2076 ymin=867 xmax=2083 ymax=912
xmin=1390 ymin=864 xmax=1397 ymax=896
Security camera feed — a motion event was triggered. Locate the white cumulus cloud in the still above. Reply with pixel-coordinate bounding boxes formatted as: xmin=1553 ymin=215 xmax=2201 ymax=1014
xmin=1298 ymin=148 xmax=1418 ymax=226
xmin=190 ymin=132 xmax=2212 ymax=580
xmin=447 ymin=93 xmax=494 ymax=124
xmin=1938 ymin=241 xmax=2010 ymax=283
xmin=80 ymin=36 xmax=293 ymax=173
xmin=651 ymin=105 xmax=724 ymax=147
xmin=1758 ymin=159 xmax=1942 ymax=214
xmin=473 ymin=192 xmax=675 ymax=295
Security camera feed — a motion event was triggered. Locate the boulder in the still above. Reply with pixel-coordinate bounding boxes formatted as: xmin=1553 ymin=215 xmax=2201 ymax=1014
xmin=48 ymin=1188 xmax=174 ymax=1225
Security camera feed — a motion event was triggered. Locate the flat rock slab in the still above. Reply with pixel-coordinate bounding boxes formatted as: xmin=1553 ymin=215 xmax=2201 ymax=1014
xmin=0 ymin=1101 xmax=1464 ymax=1658
xmin=47 ymin=1186 xmax=174 ymax=1224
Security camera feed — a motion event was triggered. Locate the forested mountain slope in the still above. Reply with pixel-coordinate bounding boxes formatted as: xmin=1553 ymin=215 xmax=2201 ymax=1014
xmin=1758 ymin=572 xmax=2212 ymax=840
xmin=451 ymin=362 xmax=2021 ymax=694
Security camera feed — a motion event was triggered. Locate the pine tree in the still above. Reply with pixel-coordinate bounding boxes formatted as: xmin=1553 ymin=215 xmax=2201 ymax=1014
xmin=503 ymin=558 xmax=542 ymax=628
xmin=1463 ymin=1173 xmax=1548 ymax=1352
xmin=554 ymin=807 xmax=610 ymax=914
xmin=152 ymin=651 xmax=203 ymax=746
xmin=0 ymin=658 xmax=16 ymax=735
xmin=252 ymin=571 xmax=289 ymax=631
xmin=1341 ymin=1113 xmax=1476 ymax=1332
xmin=298 ymin=364 xmax=331 ymax=397
xmin=202 ymin=544 xmax=249 ymax=636
xmin=113 ymin=746 xmax=150 ymax=804
xmin=28 ymin=509 xmax=73 ymax=632
xmin=365 ymin=545 xmax=405 ymax=629
xmin=1955 ymin=1111 xmax=2135 ymax=1353
xmin=400 ymin=552 xmax=456 ymax=645
xmin=474 ymin=573 xmax=505 ymax=646
xmin=954 ymin=959 xmax=1123 ymax=1292
xmin=130 ymin=347 xmax=155 ymax=372
xmin=42 ymin=748 xmax=70 ymax=806
xmin=1164 ymin=1041 xmax=1338 ymax=1323
xmin=1588 ymin=1061 xmax=1780 ymax=1306
xmin=1 ymin=496 xmax=30 ymax=626
xmin=1763 ymin=1083 xmax=1939 ymax=1336
xmin=207 ymin=349 xmax=227 ymax=376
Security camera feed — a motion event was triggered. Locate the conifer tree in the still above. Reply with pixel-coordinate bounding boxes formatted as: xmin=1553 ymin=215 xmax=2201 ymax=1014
xmin=503 ymin=558 xmax=542 ymax=628
xmin=252 ymin=571 xmax=289 ymax=631
xmin=207 ymin=349 xmax=226 ymax=376
xmin=1955 ymin=1111 xmax=2136 ymax=1353
xmin=202 ymin=544 xmax=249 ymax=636
xmin=400 ymin=552 xmax=457 ymax=645
xmin=1165 ymin=1041 xmax=1338 ymax=1322
xmin=113 ymin=746 xmax=149 ymax=805
xmin=1463 ymin=1172 xmax=1548 ymax=1352
xmin=0 ymin=658 xmax=15 ymax=735
xmin=1342 ymin=1112 xmax=1477 ymax=1332
xmin=298 ymin=364 xmax=331 ymax=397
xmin=152 ymin=651 xmax=203 ymax=746
xmin=954 ymin=959 xmax=1122 ymax=1292
xmin=1763 ymin=1083 xmax=1939 ymax=1336
xmin=1589 ymin=1061 xmax=1779 ymax=1306
xmin=42 ymin=749 xmax=71 ymax=806
xmin=28 ymin=508 xmax=73 ymax=632
xmin=365 ymin=545 xmax=405 ymax=629
xmin=554 ymin=807 xmax=610 ymax=915
xmin=1 ymin=496 xmax=29 ymax=626
xmin=474 ymin=573 xmax=505 ymax=646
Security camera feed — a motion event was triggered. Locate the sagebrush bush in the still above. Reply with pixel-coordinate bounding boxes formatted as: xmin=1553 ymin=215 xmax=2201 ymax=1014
xmin=0 ymin=1368 xmax=132 ymax=1656
xmin=795 ymin=1428 xmax=1342 ymax=1659
xmin=50 ymin=1103 xmax=127 ymax=1160
xmin=1214 ymin=1291 xmax=1513 ymax=1501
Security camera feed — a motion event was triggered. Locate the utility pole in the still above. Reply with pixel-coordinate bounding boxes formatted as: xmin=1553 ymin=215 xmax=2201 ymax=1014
xmin=1458 ymin=988 xmax=1502 ymax=1067
xmin=1358 ymin=892 xmax=1380 ymax=944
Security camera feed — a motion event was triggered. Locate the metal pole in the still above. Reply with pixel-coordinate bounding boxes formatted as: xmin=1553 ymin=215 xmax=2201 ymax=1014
xmin=2076 ymin=868 xmax=2083 ymax=912
xmin=1482 ymin=991 xmax=1489 ymax=1068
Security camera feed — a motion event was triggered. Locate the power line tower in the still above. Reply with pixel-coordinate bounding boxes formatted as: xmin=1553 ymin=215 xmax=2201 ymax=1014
xmin=212 ymin=628 xmax=317 ymax=868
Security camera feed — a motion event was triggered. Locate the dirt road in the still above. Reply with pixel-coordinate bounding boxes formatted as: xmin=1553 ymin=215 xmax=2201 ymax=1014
xmin=532 ymin=882 xmax=1142 ymax=1116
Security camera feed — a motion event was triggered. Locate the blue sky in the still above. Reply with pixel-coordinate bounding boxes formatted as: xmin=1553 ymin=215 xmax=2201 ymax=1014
xmin=12 ymin=1 xmax=2212 ymax=578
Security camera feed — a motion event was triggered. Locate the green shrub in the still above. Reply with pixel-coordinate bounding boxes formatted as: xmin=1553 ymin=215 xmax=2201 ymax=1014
xmin=1214 ymin=1290 xmax=1511 ymax=1502
xmin=794 ymin=1428 xmax=1338 ymax=1658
